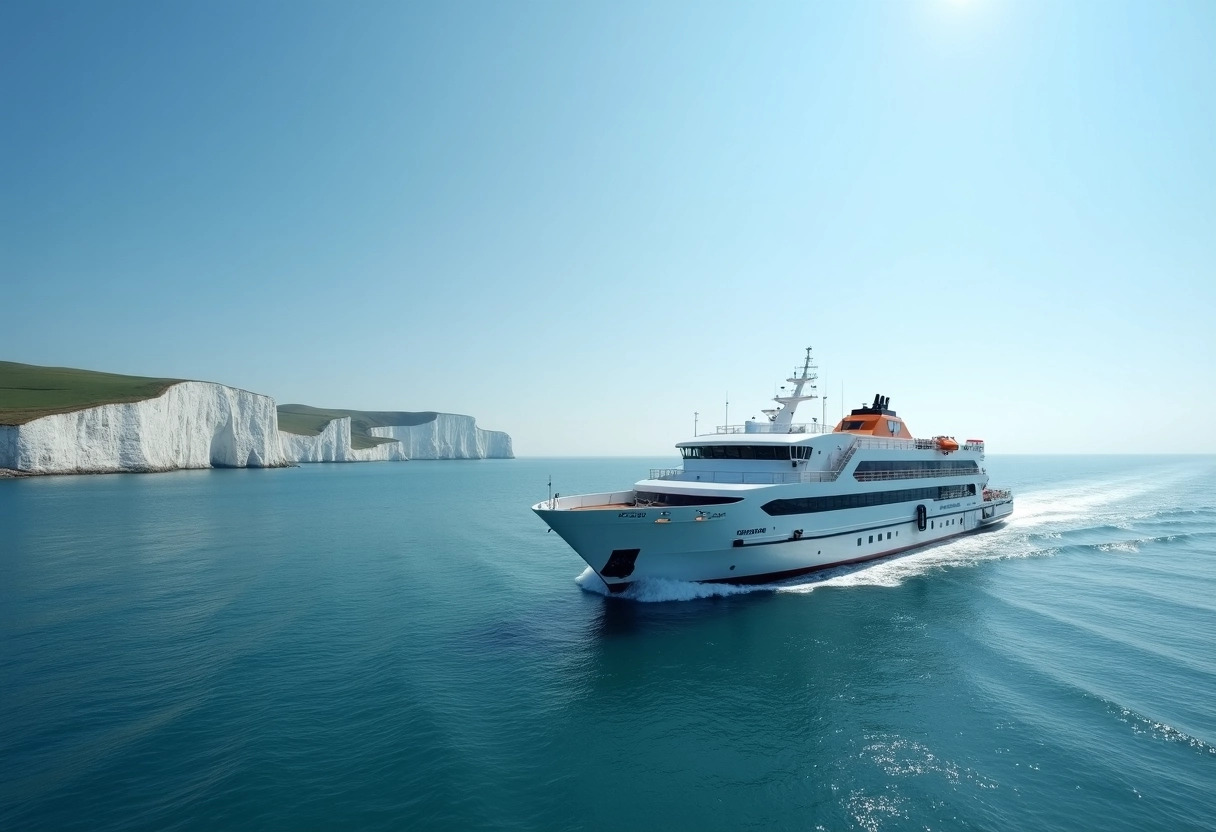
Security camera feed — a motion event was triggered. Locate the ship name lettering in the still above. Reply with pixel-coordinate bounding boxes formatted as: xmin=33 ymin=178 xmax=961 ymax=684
xmin=736 ymin=527 xmax=767 ymax=536
xmin=618 ymin=511 xmax=647 ymax=519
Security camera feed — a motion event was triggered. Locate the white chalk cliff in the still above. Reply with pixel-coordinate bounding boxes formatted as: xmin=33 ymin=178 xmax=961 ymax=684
xmin=369 ymin=414 xmax=514 ymax=460
xmin=1 ymin=384 xmax=514 ymax=474
xmin=0 ymin=381 xmax=290 ymax=474
xmin=277 ymin=416 xmax=372 ymax=463
xmin=279 ymin=413 xmax=513 ymax=462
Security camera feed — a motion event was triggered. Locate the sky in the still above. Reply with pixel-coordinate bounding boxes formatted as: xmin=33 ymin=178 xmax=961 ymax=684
xmin=2 ymin=0 xmax=1214 ymax=456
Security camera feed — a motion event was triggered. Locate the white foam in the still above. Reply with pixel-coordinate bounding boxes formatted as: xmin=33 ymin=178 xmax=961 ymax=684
xmin=773 ymin=467 xmax=1201 ymax=593
xmin=574 ymin=567 xmax=610 ymax=596
xmin=777 ymin=540 xmax=992 ymax=594
xmin=1008 ymin=465 xmax=1194 ymax=531
xmin=1114 ymin=705 xmax=1216 ymax=755
xmin=1097 ymin=541 xmax=1141 ymax=553
xmin=572 ymin=527 xmax=1047 ymax=602
xmin=571 ymin=525 xmax=1058 ymax=602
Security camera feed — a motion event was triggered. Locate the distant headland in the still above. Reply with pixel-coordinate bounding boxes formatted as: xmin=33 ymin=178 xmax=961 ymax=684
xmin=0 ymin=361 xmax=513 ymax=475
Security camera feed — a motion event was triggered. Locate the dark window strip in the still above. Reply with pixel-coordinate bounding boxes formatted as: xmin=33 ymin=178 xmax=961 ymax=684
xmin=761 ymin=484 xmax=977 ymax=516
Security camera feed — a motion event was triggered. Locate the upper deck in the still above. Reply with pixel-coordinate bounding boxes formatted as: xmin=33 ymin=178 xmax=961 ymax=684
xmin=650 ymin=353 xmax=988 ymax=491
xmin=650 ymin=435 xmax=986 ymax=486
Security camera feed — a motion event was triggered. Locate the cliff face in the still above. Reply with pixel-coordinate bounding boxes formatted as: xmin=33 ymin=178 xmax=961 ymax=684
xmin=279 ymin=416 xmax=360 ymax=463
xmin=277 ymin=417 xmax=401 ymax=462
xmin=368 ymin=414 xmax=514 ymax=459
xmin=281 ymin=413 xmax=514 ymax=462
xmin=0 ymin=382 xmax=290 ymax=474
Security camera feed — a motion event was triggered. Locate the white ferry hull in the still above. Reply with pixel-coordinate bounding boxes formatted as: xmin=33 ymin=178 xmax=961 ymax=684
xmin=533 ymin=490 xmax=1014 ymax=593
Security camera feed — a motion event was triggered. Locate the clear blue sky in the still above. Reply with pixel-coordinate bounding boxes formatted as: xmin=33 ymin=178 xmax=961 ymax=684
xmin=2 ymin=1 xmax=1213 ymax=455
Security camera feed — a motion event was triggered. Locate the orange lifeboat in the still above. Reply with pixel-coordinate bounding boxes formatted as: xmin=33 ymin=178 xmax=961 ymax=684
xmin=937 ymin=436 xmax=959 ymax=453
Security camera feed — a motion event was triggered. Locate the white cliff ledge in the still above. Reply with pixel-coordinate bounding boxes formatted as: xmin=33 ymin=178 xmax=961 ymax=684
xmin=0 ymin=381 xmax=291 ymax=474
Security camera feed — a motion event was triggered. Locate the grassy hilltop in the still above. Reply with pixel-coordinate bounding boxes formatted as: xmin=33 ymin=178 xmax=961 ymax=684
xmin=276 ymin=405 xmax=438 ymax=450
xmin=0 ymin=361 xmax=181 ymax=425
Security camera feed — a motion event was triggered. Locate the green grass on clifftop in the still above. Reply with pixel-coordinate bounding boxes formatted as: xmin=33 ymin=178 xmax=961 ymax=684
xmin=0 ymin=361 xmax=182 ymax=425
xmin=276 ymin=405 xmax=438 ymax=450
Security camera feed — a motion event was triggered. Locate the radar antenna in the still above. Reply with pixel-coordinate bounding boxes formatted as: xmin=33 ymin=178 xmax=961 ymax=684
xmin=772 ymin=346 xmax=819 ymax=429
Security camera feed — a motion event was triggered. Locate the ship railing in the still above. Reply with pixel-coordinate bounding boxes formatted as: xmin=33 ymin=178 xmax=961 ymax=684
xmin=699 ymin=432 xmax=986 ymax=450
xmin=845 ymin=437 xmax=986 ymax=454
xmin=712 ymin=422 xmax=836 ymax=435
xmin=539 ymin=490 xmax=636 ymax=511
xmin=830 ymin=441 xmax=860 ymax=473
xmin=983 ymin=488 xmax=1012 ymax=501
xmin=647 ymin=466 xmax=994 ymax=485
xmin=852 ymin=468 xmax=985 ymax=483
xmin=647 ymin=468 xmax=841 ymax=485
xmin=838 ymin=438 xmax=921 ymax=450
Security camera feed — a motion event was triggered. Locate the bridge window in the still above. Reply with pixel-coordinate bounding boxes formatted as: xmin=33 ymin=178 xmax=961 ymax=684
xmin=680 ymin=445 xmax=807 ymax=461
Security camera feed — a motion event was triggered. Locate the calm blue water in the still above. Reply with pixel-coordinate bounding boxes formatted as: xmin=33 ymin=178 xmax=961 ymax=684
xmin=2 ymin=456 xmax=1214 ymax=831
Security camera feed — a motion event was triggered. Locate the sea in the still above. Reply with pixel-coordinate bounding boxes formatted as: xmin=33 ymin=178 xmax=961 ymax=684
xmin=1 ymin=455 xmax=1214 ymax=832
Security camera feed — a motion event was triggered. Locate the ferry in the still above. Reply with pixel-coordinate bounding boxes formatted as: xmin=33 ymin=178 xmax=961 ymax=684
xmin=532 ymin=348 xmax=1014 ymax=593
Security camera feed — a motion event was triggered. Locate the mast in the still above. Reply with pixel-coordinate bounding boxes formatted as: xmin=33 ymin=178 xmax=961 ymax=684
xmin=771 ymin=346 xmax=818 ymax=429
